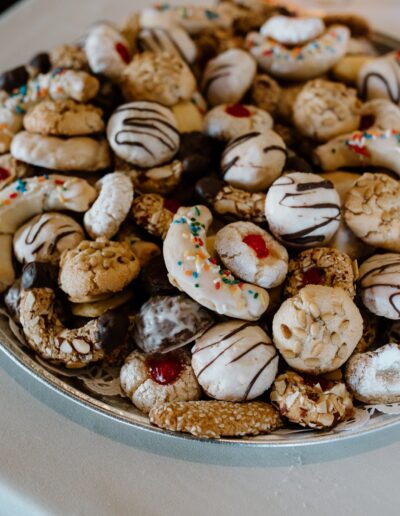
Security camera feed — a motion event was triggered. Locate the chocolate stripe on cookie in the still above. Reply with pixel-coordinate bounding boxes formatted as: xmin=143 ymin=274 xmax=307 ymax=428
xmin=192 ymin=322 xmax=255 ymax=355
xmin=242 ymin=352 xmax=277 ymax=401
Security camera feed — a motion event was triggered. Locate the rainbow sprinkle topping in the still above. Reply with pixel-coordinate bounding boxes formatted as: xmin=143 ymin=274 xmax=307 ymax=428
xmin=345 ymin=129 xmax=400 ymax=158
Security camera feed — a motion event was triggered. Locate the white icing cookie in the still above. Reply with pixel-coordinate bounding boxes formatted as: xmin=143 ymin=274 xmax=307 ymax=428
xmin=260 ymin=16 xmax=325 ymax=46
xmin=137 ymin=25 xmax=197 ymax=64
xmin=358 ymin=52 xmax=400 ymax=106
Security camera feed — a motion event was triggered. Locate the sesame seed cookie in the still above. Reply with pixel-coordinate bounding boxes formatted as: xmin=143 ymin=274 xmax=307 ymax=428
xmin=272 ymin=285 xmax=363 ymax=375
xmin=284 ymin=247 xmax=356 ymax=298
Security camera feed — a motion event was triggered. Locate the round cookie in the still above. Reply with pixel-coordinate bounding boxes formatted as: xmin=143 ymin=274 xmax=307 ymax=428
xmin=59 ymin=238 xmax=140 ymax=303
xmin=23 ymin=99 xmax=104 ymax=136
xmin=285 ymin=247 xmax=356 ymax=298
xmin=13 ymin=212 xmax=84 ymax=265
xmin=121 ymin=51 xmax=196 ymax=107
xmin=120 ymin=349 xmax=201 ymax=414
xmin=293 ymin=79 xmax=362 ymax=142
xmin=133 ymin=294 xmax=214 ymax=354
xmin=272 ymin=285 xmax=363 ymax=375
xmin=215 ymin=221 xmax=288 ymax=289
xmin=201 ymin=48 xmax=256 ymax=107
xmin=107 ymin=101 xmax=180 ymax=168
xmin=192 ymin=320 xmax=279 ymax=402
xmin=260 ymin=16 xmax=325 ymax=46
xmin=248 ymin=74 xmax=282 ymax=117
xmin=358 ymin=253 xmax=400 ymax=320
xmin=265 ymin=173 xmax=341 ymax=248
xmin=221 ymin=130 xmax=287 ymax=192
xmin=203 ymin=104 xmax=272 ymax=142
xmin=344 ymin=173 xmax=400 ymax=252
xmin=358 ymin=52 xmax=400 ymax=106
xmin=271 ymin=371 xmax=353 ymax=429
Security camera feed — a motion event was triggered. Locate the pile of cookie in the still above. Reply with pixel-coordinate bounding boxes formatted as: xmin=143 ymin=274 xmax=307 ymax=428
xmin=1 ymin=0 xmax=400 ymax=440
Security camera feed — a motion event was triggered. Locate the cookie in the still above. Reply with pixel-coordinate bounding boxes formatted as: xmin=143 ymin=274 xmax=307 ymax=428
xmin=172 ymin=100 xmax=204 ymax=133
xmin=201 ymin=48 xmax=256 ymax=107
xmin=271 ymin=371 xmax=353 ymax=429
xmin=11 ymin=132 xmax=110 ymax=171
xmin=4 ymin=278 xmax=21 ymax=323
xmin=116 ymin=223 xmax=161 ymax=266
xmin=23 ymin=99 xmax=104 ymax=136
xmin=285 ymin=247 xmax=356 ymax=298
xmin=323 ymin=13 xmax=370 ymax=38
xmin=265 ymin=173 xmax=341 ymax=248
xmin=137 ymin=26 xmax=197 ymax=64
xmin=49 ymin=44 xmax=88 ymax=71
xmin=344 ymin=173 xmax=400 ymax=252
xmin=358 ymin=52 xmax=400 ymax=106
xmin=360 ymin=99 xmax=400 ymax=132
xmin=0 ymin=107 xmax=23 ymax=153
xmin=120 ymin=349 xmax=201 ymax=414
xmin=149 ymin=400 xmax=282 ymax=438
xmin=163 ymin=205 xmax=269 ymax=321
xmin=59 ymin=238 xmax=140 ymax=303
xmin=121 ymin=51 xmax=196 ymax=107
xmin=221 ymin=130 xmax=287 ymax=192
xmin=83 ymin=172 xmax=133 ymax=240
xmin=212 ymin=183 xmax=266 ymax=223
xmin=272 ymin=285 xmax=363 ymax=374
xmin=119 ymin=159 xmax=183 ymax=195
xmin=332 ymin=55 xmax=373 ymax=85
xmin=358 ymin=253 xmax=400 ymax=320
xmin=13 ymin=212 xmax=84 ymax=264
xmin=248 ymin=73 xmax=281 ymax=117
xmin=345 ymin=344 xmax=400 ymax=403
xmin=215 ymin=222 xmax=288 ymax=288
xmin=133 ymin=294 xmax=214 ymax=354
xmin=293 ymin=79 xmax=361 ymax=142
xmin=0 ymin=153 xmax=31 ymax=191
xmin=353 ymin=310 xmax=379 ymax=354
xmin=260 ymin=15 xmax=325 ymax=46
xmin=0 ymin=234 xmax=14 ymax=293
xmin=192 ymin=320 xmax=279 ymax=401
xmin=131 ymin=193 xmax=176 ymax=239
xmin=107 ymin=101 xmax=180 ymax=168
xmin=70 ymin=288 xmax=134 ymax=318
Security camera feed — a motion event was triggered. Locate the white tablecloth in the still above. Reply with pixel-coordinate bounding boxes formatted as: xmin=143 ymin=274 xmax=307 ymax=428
xmin=1 ymin=1 xmax=400 ymax=515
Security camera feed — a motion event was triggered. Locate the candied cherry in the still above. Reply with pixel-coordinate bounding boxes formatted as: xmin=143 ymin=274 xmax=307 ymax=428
xmin=242 ymin=234 xmax=269 ymax=259
xmin=115 ymin=42 xmax=130 ymax=64
xmin=147 ymin=355 xmax=182 ymax=385
xmin=302 ymin=266 xmax=325 ymax=286
xmin=225 ymin=104 xmax=251 ymax=118
xmin=0 ymin=167 xmax=10 ymax=181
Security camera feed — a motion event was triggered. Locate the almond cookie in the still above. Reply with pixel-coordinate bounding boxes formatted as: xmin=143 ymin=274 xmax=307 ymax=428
xmin=285 ymin=247 xmax=356 ymax=298
xmin=215 ymin=222 xmax=288 ymax=289
xmin=149 ymin=400 xmax=282 ymax=438
xmin=221 ymin=130 xmax=287 ymax=192
xmin=344 ymin=173 xmax=400 ymax=252
xmin=192 ymin=320 xmax=279 ymax=401
xmin=59 ymin=238 xmax=140 ymax=303
xmin=131 ymin=193 xmax=176 ymax=239
xmin=358 ymin=52 xmax=400 ymax=106
xmin=13 ymin=212 xmax=84 ymax=264
xmin=272 ymin=285 xmax=363 ymax=375
xmin=293 ymin=79 xmax=361 ymax=142
xmin=358 ymin=253 xmax=400 ymax=320
xmin=265 ymin=173 xmax=341 ymax=248
xmin=11 ymin=131 xmax=110 ymax=171
xmin=0 ymin=153 xmax=31 ymax=191
xmin=120 ymin=349 xmax=201 ymax=414
xmin=271 ymin=371 xmax=353 ymax=429
xmin=23 ymin=99 xmax=104 ymax=136
xmin=107 ymin=101 xmax=180 ymax=168
xmin=248 ymin=73 xmax=281 ymax=117
xmin=345 ymin=344 xmax=400 ymax=403
xmin=133 ymin=294 xmax=214 ymax=354
xmin=121 ymin=51 xmax=196 ymax=107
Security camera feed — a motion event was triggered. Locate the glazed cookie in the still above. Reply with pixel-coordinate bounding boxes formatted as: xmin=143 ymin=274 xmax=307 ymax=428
xmin=203 ymin=104 xmax=273 ymax=141
xmin=13 ymin=212 xmax=84 ymax=264
xmin=149 ymin=400 xmax=282 ymax=438
xmin=248 ymin=74 xmax=282 ymax=117
xmin=49 ymin=44 xmax=88 ymax=71
xmin=23 ymin=99 xmax=104 ymax=136
xmin=221 ymin=130 xmax=287 ymax=192
xmin=358 ymin=253 xmax=400 ymax=320
xmin=133 ymin=294 xmax=214 ymax=354
xmin=121 ymin=52 xmax=196 ymax=107
xmin=293 ymin=79 xmax=362 ymax=142
xmin=215 ymin=222 xmax=288 ymax=289
xmin=84 ymin=172 xmax=133 ymax=240
xmin=201 ymin=48 xmax=256 ymax=106
xmin=163 ymin=205 xmax=269 ymax=320
xmin=345 ymin=344 xmax=400 ymax=403
xmin=121 ymin=160 xmax=183 ymax=195
xmin=272 ymin=285 xmax=363 ymax=374
xmin=131 ymin=193 xmax=177 ymax=239
xmin=358 ymin=52 xmax=400 ymax=105
xmin=11 ymin=132 xmax=110 ymax=171
xmin=0 ymin=153 xmax=31 ymax=191
xmin=85 ymin=23 xmax=131 ymax=81
xmin=120 ymin=349 xmax=201 ymax=414
xmin=192 ymin=320 xmax=279 ymax=401
xmin=247 ymin=24 xmax=350 ymax=81
xmin=285 ymin=247 xmax=356 ymax=298
xmin=260 ymin=16 xmax=325 ymax=46
xmin=265 ymin=173 xmax=341 ymax=248
xmin=271 ymin=371 xmax=353 ymax=429
xmin=59 ymin=238 xmax=140 ymax=303
xmin=107 ymin=101 xmax=180 ymax=168
xmin=137 ymin=26 xmax=197 ymax=64
xmin=344 ymin=173 xmax=400 ymax=252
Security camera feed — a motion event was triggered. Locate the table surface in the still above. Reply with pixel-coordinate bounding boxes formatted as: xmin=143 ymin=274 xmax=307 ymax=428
xmin=1 ymin=1 xmax=400 ymax=515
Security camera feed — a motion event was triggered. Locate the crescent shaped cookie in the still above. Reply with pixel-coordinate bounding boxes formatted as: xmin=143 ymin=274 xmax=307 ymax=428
xmin=163 ymin=205 xmax=269 ymax=321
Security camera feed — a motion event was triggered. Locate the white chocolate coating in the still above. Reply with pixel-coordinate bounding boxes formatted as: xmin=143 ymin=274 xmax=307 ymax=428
xmin=137 ymin=25 xmax=197 ymax=64
xmin=358 ymin=52 xmax=400 ymax=106
xmin=260 ymin=16 xmax=325 ymax=46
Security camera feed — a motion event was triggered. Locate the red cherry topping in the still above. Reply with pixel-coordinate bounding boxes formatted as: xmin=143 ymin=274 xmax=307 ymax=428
xmin=148 ymin=355 xmax=182 ymax=385
xmin=302 ymin=266 xmax=325 ymax=286
xmin=359 ymin=114 xmax=376 ymax=131
xmin=242 ymin=234 xmax=269 ymax=259
xmin=0 ymin=167 xmax=10 ymax=181
xmin=225 ymin=104 xmax=251 ymax=118
xmin=115 ymin=42 xmax=130 ymax=64
xmin=163 ymin=198 xmax=180 ymax=214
